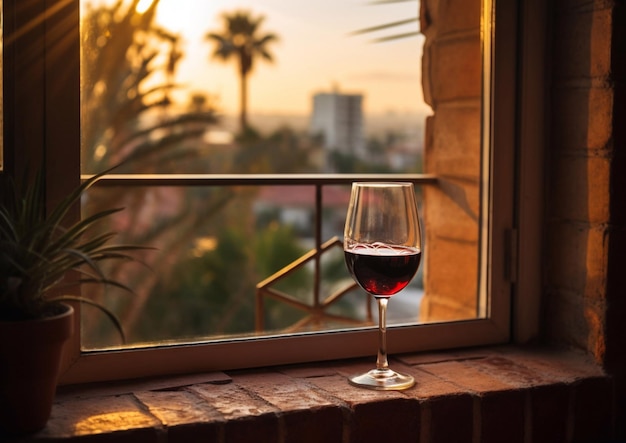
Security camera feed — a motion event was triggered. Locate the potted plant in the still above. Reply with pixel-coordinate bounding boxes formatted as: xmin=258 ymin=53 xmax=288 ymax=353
xmin=0 ymin=167 xmax=143 ymax=435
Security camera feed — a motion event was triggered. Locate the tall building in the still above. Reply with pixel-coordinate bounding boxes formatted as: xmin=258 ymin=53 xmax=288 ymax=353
xmin=310 ymin=91 xmax=365 ymax=160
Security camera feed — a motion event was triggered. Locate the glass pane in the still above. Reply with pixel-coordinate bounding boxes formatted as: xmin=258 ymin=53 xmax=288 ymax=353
xmin=79 ymin=0 xmax=482 ymax=350
xmin=81 ymin=183 xmax=427 ymax=348
xmin=80 ymin=0 xmax=426 ymax=175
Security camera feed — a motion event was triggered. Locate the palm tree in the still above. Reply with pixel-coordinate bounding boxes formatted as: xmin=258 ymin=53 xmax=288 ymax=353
xmin=206 ymin=10 xmax=279 ymax=132
xmin=81 ymin=0 xmax=226 ymax=345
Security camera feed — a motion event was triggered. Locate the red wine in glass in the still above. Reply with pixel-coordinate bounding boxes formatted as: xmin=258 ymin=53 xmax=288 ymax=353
xmin=344 ymin=243 xmax=421 ymax=297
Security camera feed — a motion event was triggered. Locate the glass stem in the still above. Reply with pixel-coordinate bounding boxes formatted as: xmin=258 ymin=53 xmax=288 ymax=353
xmin=376 ymin=297 xmax=389 ymax=371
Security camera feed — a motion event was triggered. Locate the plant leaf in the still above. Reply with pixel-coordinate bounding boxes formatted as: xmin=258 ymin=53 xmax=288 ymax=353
xmin=52 ymin=295 xmax=126 ymax=343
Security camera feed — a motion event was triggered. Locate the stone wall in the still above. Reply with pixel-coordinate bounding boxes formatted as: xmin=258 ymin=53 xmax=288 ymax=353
xmin=419 ymin=0 xmax=483 ymax=321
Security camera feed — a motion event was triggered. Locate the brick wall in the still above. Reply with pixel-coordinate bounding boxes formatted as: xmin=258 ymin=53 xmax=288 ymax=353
xmin=419 ymin=0 xmax=483 ymax=322
xmin=544 ymin=0 xmax=626 ymax=436
xmin=419 ymin=0 xmax=626 ymax=434
xmin=544 ymin=0 xmax=614 ymax=363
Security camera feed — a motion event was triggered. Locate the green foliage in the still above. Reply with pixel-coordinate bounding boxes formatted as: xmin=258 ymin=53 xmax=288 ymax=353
xmin=233 ymin=126 xmax=316 ymax=174
xmin=134 ymin=221 xmax=310 ymax=340
xmin=254 ymin=222 xmax=310 ymax=291
xmin=134 ymin=227 xmax=256 ymax=339
xmin=329 ymin=150 xmax=394 ymax=174
xmin=0 ymin=168 xmax=144 ymax=329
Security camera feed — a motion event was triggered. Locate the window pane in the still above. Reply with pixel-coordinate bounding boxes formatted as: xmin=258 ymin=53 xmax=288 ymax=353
xmin=79 ymin=0 xmax=484 ymax=351
xmin=80 ymin=0 xmax=426 ymax=175
xmin=81 ymin=182 xmax=427 ymax=348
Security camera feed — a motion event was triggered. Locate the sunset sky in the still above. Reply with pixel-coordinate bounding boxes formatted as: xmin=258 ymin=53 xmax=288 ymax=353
xmin=87 ymin=0 xmax=429 ymax=117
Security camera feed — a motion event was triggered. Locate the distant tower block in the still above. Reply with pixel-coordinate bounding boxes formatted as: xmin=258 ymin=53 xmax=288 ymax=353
xmin=310 ymin=91 xmax=365 ymax=159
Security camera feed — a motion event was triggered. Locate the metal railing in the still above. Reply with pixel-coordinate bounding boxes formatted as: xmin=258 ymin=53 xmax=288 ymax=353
xmin=87 ymin=173 xmax=438 ymax=333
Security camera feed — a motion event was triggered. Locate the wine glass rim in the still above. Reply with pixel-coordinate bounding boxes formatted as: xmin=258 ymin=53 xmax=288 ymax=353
xmin=352 ymin=182 xmax=413 ymax=187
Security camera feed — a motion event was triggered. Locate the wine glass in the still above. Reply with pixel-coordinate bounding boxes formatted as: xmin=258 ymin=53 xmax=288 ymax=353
xmin=344 ymin=182 xmax=422 ymax=390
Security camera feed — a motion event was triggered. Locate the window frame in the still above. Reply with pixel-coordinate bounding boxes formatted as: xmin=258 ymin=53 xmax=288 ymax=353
xmin=1 ymin=0 xmax=536 ymax=385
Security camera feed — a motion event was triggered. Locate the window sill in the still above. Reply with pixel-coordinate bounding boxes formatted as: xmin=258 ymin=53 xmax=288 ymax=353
xmin=13 ymin=345 xmax=614 ymax=442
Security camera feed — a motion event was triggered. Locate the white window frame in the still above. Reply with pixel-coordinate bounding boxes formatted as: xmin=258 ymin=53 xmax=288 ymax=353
xmin=2 ymin=0 xmax=544 ymax=385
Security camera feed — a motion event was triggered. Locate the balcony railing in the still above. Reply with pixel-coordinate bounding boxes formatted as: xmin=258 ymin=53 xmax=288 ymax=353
xmin=86 ymin=173 xmax=438 ymax=333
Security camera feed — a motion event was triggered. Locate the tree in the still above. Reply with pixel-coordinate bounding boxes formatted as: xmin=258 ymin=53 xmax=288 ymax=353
xmin=81 ymin=0 xmax=218 ymax=174
xmin=206 ymin=10 xmax=279 ymax=132
xmin=80 ymin=0 xmax=230 ymax=346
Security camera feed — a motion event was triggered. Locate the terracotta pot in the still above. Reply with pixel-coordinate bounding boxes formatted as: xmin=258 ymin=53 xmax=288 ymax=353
xmin=0 ymin=303 xmax=74 ymax=435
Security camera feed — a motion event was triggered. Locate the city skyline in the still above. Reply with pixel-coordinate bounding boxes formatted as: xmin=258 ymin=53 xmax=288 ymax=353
xmin=140 ymin=0 xmax=430 ymax=117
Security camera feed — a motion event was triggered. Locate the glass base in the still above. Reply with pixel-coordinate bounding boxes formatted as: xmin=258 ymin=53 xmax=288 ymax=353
xmin=348 ymin=368 xmax=415 ymax=391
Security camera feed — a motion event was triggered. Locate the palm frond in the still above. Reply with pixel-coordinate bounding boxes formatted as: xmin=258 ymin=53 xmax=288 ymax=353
xmin=350 ymin=18 xmax=418 ymax=36
xmin=370 ymin=31 xmax=421 ymax=43
xmin=351 ymin=0 xmax=420 ymax=43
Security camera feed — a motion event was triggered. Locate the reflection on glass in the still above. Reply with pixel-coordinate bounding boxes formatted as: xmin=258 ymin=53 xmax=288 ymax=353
xmin=79 ymin=0 xmax=432 ymax=348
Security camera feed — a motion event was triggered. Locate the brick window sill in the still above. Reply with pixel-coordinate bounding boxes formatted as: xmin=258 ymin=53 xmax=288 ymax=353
xmin=13 ymin=345 xmax=613 ymax=442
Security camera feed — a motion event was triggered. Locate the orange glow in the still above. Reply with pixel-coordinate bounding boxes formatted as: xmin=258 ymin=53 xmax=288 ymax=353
xmin=86 ymin=0 xmax=429 ymax=116
xmin=135 ymin=0 xmax=155 ymax=14
xmin=74 ymin=410 xmax=156 ymax=435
